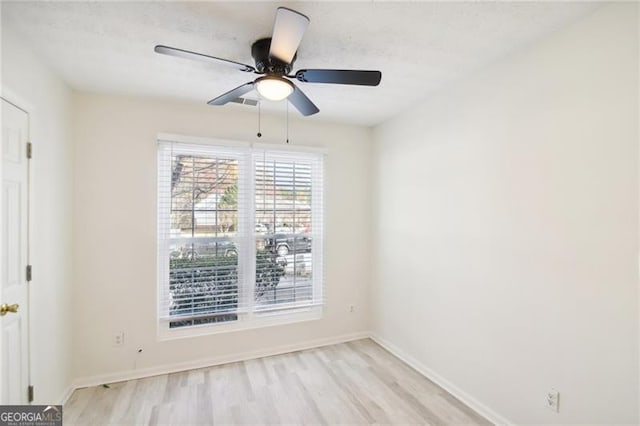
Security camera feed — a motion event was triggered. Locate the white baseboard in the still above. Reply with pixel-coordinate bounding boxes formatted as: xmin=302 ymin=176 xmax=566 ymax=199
xmin=58 ymin=383 xmax=75 ymax=405
xmin=368 ymin=332 xmax=512 ymax=426
xmin=72 ymin=331 xmax=369 ymax=390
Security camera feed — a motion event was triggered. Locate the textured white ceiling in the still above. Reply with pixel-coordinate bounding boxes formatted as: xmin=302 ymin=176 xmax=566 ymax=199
xmin=2 ymin=1 xmax=599 ymax=126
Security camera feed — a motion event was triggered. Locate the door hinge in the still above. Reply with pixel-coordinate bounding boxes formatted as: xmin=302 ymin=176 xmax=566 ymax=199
xmin=28 ymin=385 xmax=34 ymax=403
xmin=26 ymin=142 xmax=32 ymax=159
xmin=26 ymin=265 xmax=32 ymax=282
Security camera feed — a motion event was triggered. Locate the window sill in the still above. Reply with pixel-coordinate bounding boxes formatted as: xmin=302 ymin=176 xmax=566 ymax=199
xmin=157 ymin=306 xmax=323 ymax=341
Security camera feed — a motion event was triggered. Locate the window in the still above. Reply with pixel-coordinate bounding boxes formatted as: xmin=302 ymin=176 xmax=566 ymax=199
xmin=157 ymin=138 xmax=324 ymax=336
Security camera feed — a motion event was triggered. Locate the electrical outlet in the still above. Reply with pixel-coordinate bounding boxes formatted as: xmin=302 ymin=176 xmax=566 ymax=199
xmin=113 ymin=331 xmax=125 ymax=347
xmin=546 ymin=389 xmax=559 ymax=412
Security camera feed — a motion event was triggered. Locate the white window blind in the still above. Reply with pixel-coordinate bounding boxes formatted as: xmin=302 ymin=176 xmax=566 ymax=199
xmin=158 ymin=139 xmax=324 ymax=333
xmin=253 ymin=149 xmax=324 ymax=313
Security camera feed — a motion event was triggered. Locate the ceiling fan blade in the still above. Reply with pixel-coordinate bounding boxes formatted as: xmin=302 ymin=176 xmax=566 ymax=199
xmin=295 ymin=69 xmax=382 ymax=86
xmin=155 ymin=45 xmax=256 ymax=73
xmin=269 ymin=7 xmax=310 ymax=64
xmin=288 ymin=84 xmax=319 ymax=116
xmin=207 ymin=82 xmax=256 ymax=106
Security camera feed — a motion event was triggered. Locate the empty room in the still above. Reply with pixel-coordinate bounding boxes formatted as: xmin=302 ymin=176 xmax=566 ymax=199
xmin=0 ymin=1 xmax=638 ymax=425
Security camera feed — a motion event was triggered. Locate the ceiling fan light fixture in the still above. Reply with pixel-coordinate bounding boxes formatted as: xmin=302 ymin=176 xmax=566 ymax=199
xmin=256 ymin=76 xmax=294 ymax=101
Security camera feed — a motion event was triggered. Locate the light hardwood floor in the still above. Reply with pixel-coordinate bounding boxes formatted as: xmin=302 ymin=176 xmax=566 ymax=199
xmin=64 ymin=339 xmax=491 ymax=425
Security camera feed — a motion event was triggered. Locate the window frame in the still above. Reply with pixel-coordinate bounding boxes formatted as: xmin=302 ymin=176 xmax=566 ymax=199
xmin=157 ymin=135 xmax=325 ymax=340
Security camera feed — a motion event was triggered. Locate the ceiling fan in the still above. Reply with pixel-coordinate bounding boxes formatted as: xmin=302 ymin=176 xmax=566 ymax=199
xmin=155 ymin=7 xmax=382 ymax=117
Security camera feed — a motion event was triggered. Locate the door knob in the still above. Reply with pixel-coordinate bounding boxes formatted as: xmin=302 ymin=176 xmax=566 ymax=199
xmin=0 ymin=303 xmax=19 ymax=316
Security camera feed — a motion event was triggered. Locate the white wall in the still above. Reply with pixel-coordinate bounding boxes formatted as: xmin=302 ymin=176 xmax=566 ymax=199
xmin=0 ymin=22 xmax=74 ymax=403
xmin=371 ymin=4 xmax=638 ymax=424
xmin=72 ymin=93 xmax=371 ymax=382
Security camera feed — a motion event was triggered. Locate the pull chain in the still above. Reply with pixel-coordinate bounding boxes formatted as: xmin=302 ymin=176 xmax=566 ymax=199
xmin=257 ymin=100 xmax=262 ymax=138
xmin=286 ymin=101 xmax=289 ymax=144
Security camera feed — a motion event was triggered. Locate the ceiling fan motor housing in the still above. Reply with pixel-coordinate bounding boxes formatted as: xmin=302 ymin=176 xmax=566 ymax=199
xmin=251 ymin=38 xmax=295 ymax=75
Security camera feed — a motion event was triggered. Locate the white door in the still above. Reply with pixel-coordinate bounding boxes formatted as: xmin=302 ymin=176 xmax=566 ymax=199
xmin=0 ymin=98 xmax=30 ymax=404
